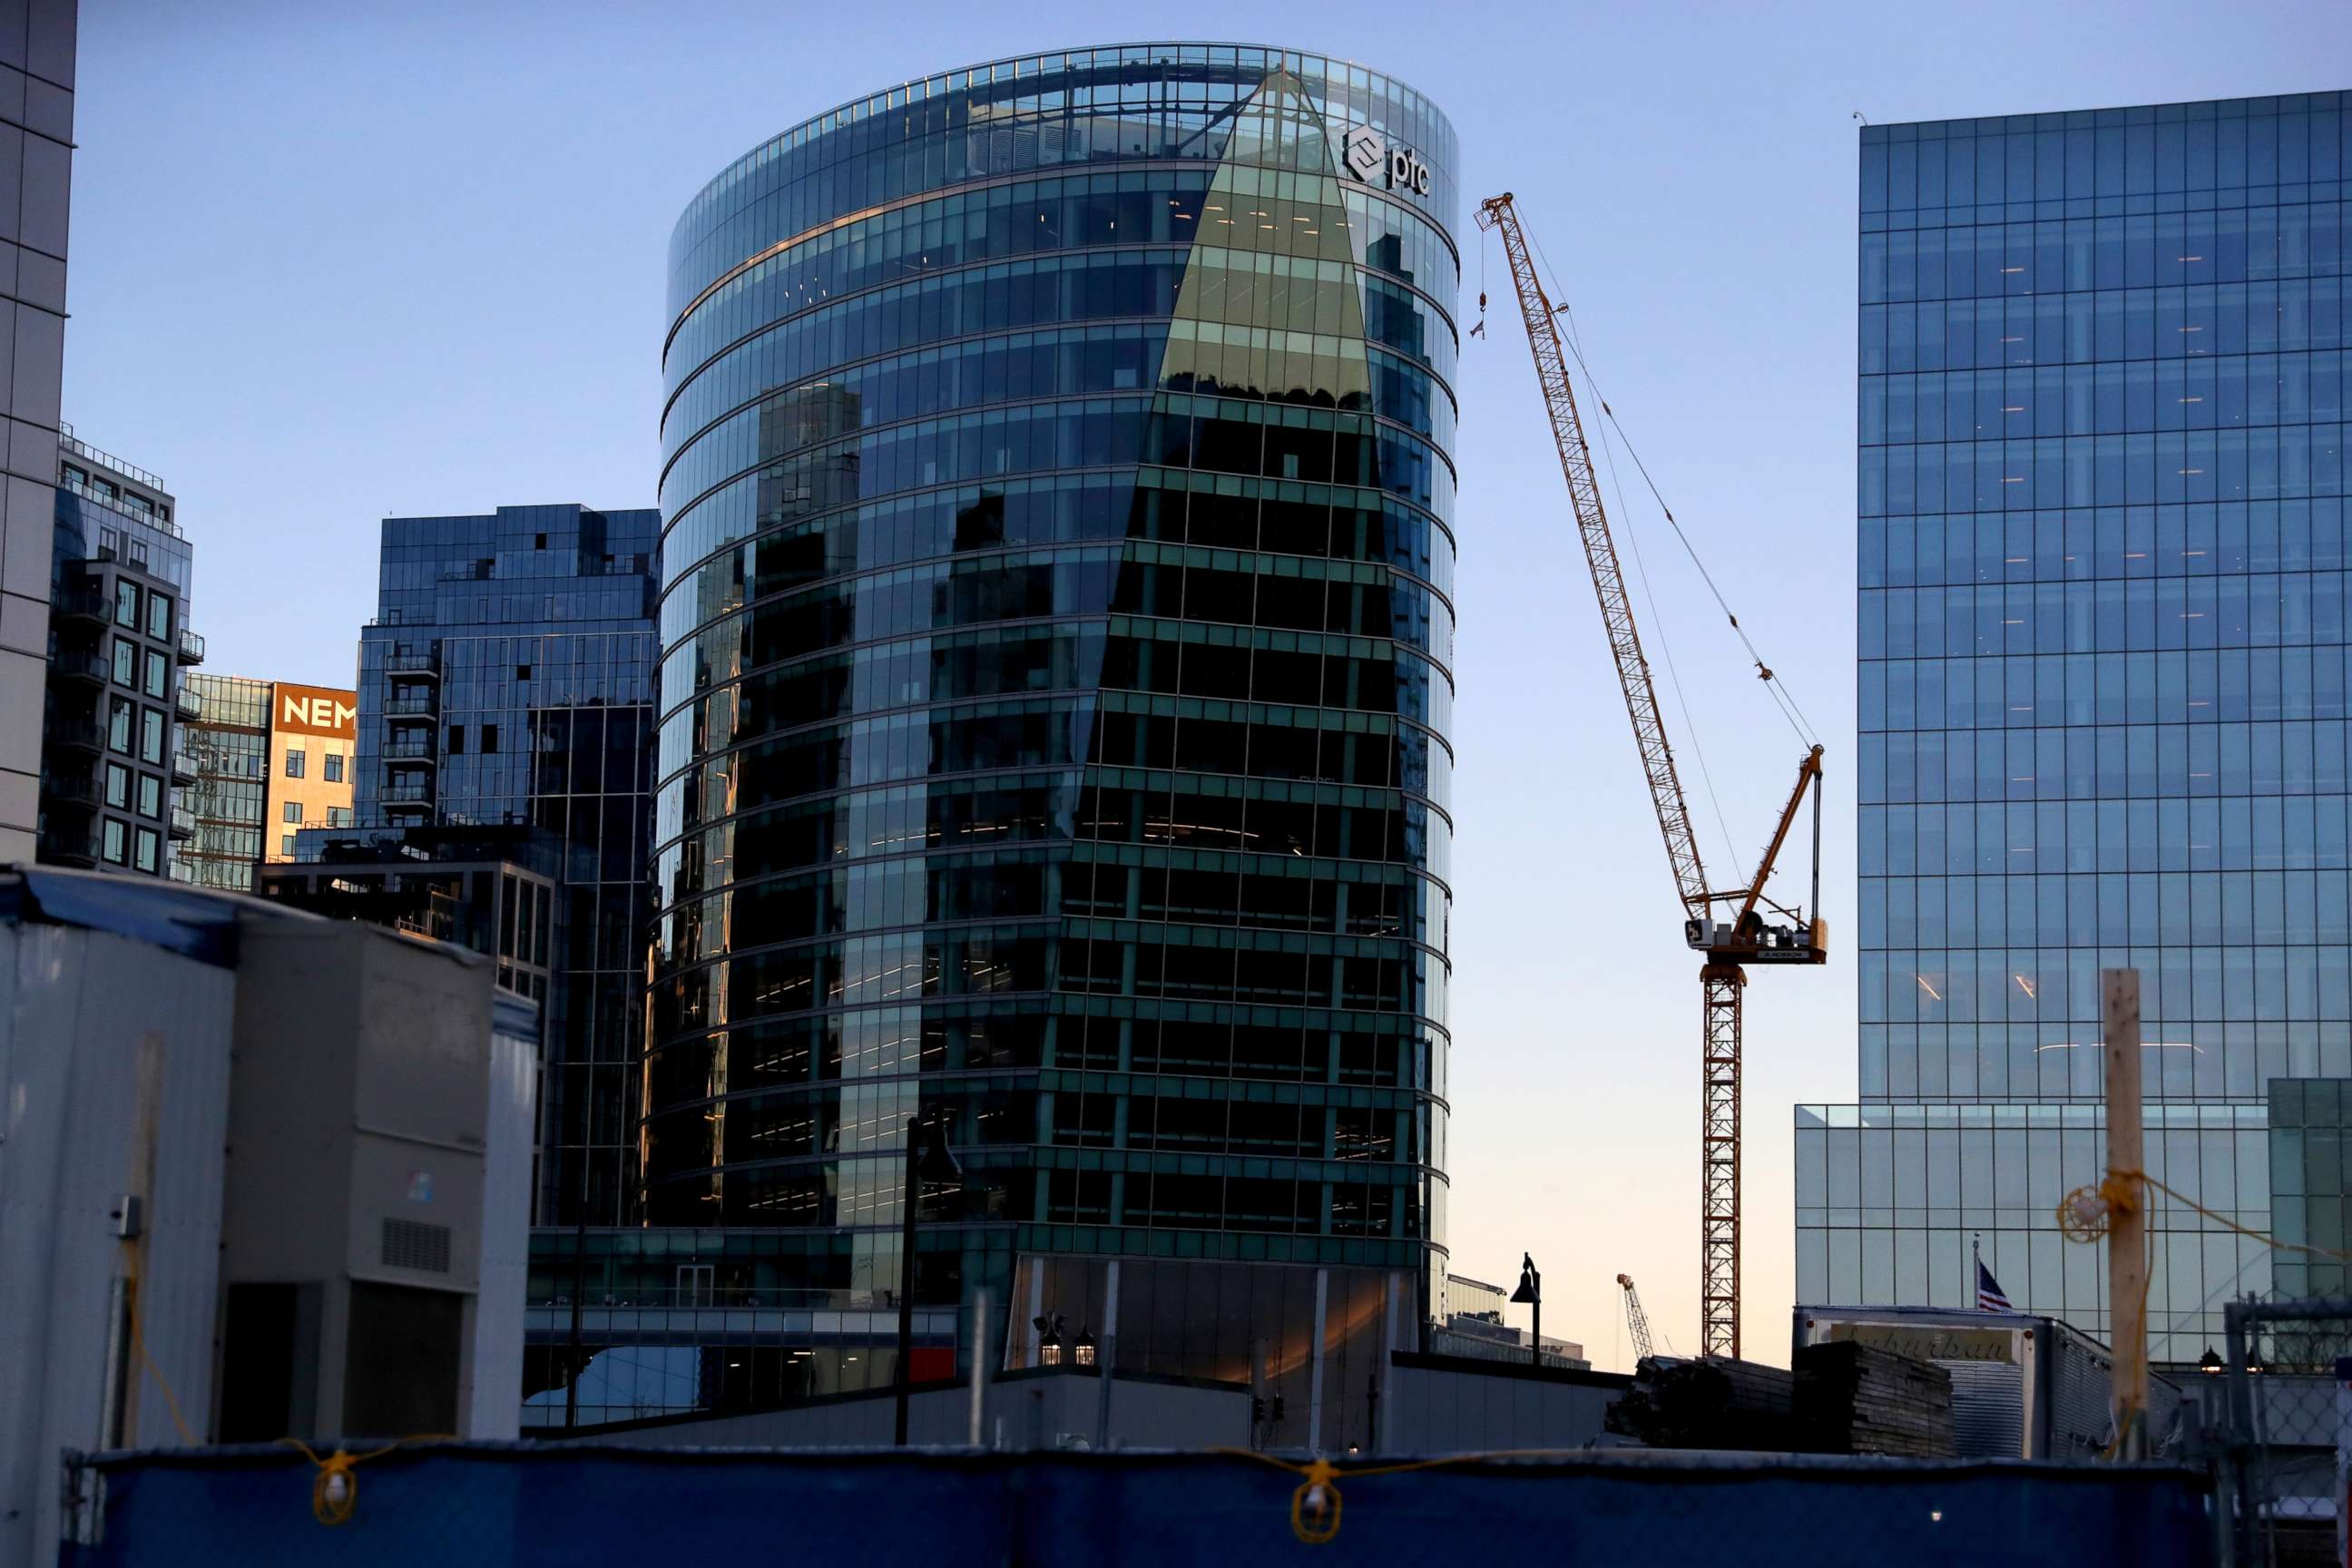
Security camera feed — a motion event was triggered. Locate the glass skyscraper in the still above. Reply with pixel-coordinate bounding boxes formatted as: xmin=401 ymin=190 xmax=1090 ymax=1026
xmin=1804 ymin=92 xmax=2350 ymax=1362
xmin=630 ymin=44 xmax=1457 ymax=1443
xmin=266 ymin=503 xmax=659 ymax=1230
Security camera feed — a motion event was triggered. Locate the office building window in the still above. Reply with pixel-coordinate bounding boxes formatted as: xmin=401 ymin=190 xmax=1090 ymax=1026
xmin=113 ymin=581 xmax=139 ymax=629
xmin=285 ymin=749 xmax=306 ymax=779
xmin=142 ymin=650 xmax=168 ymax=699
xmin=102 ymin=819 xmax=126 ymax=864
xmin=133 ymin=828 xmax=159 ymax=874
xmin=144 ymin=593 xmax=171 ymax=642
xmin=328 ymin=806 xmax=353 ymax=828
xmin=281 ymin=833 xmax=296 ymax=857
xmin=137 ymin=774 xmax=161 ymax=818
xmin=104 ymin=762 xmax=129 ymax=809
xmin=139 ymin=710 xmax=164 ymax=765
xmin=283 ymin=801 xmax=302 ymax=823
xmin=108 ymin=698 xmax=134 ymax=754
xmin=112 ymin=638 xmax=136 ymax=687
xmin=324 ymin=753 xmax=343 ymax=783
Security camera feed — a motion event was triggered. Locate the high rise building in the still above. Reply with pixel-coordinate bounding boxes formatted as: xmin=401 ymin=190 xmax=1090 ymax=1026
xmin=179 ymin=675 xmax=355 ymax=890
xmin=263 ymin=503 xmax=658 ymax=1229
xmin=1805 ymin=93 xmax=2351 ymax=1362
xmin=0 ymin=0 xmax=76 ymax=863
xmin=632 ymin=44 xmax=1457 ymax=1444
xmin=39 ymin=431 xmax=202 ymax=877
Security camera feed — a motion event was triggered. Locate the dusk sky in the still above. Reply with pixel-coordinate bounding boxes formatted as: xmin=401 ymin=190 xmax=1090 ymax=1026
xmin=62 ymin=0 xmax=2349 ymax=1365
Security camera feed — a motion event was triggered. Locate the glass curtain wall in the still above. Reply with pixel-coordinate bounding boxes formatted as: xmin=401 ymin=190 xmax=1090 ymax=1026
xmin=641 ymin=44 xmax=1458 ymax=1437
xmin=1808 ymin=93 xmax=2351 ymax=1360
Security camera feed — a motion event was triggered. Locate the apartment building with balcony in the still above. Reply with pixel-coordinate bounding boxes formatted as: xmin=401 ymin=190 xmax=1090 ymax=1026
xmin=37 ymin=429 xmax=202 ymax=877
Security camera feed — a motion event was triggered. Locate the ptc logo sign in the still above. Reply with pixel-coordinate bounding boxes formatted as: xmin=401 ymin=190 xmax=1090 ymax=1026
xmin=1340 ymin=126 xmax=1431 ymax=197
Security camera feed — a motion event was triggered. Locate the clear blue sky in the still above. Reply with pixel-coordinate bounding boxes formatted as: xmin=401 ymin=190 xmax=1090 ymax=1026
xmin=65 ymin=0 xmax=2348 ymax=1366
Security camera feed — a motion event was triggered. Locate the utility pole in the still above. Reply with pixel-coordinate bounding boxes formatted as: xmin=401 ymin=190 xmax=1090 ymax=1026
xmin=2104 ymin=968 xmax=2148 ymax=1458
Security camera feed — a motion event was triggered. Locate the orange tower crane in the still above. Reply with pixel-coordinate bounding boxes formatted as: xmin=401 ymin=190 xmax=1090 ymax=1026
xmin=1475 ymin=192 xmax=1828 ymax=1359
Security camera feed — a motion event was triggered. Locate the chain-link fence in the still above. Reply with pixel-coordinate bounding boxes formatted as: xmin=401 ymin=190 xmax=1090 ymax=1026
xmin=2208 ymin=1295 xmax=2352 ymax=1566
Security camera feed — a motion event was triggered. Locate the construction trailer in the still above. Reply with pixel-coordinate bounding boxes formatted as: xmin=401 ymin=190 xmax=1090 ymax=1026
xmin=0 ymin=867 xmax=532 ymax=1568
xmin=1793 ymin=1304 xmax=2184 ymax=1459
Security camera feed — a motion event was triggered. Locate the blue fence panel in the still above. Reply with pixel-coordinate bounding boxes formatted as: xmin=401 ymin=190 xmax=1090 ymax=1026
xmin=57 ymin=1445 xmax=2213 ymax=1567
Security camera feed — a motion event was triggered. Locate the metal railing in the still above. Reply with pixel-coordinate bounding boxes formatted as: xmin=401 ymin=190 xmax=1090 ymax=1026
xmin=383 ymin=738 xmax=437 ymax=760
xmin=46 ymin=718 xmax=104 ymax=751
xmin=39 ymin=767 xmax=98 ymax=805
xmin=380 ymin=782 xmax=435 ymax=805
xmin=61 ymin=423 xmax=168 ymax=491
xmin=386 ymin=693 xmax=438 ymax=716
xmin=177 ymin=627 xmax=206 ymax=663
xmin=51 ymin=648 xmax=109 ymax=684
xmin=169 ymin=805 xmax=197 ymax=838
xmin=173 ymin=686 xmax=204 ymax=720
xmin=384 ymin=650 xmax=440 ymax=675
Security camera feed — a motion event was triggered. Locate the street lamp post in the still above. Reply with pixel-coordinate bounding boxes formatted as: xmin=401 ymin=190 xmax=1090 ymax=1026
xmin=1510 ymin=1253 xmax=1543 ymax=1368
xmin=895 ymin=1113 xmax=963 ymax=1446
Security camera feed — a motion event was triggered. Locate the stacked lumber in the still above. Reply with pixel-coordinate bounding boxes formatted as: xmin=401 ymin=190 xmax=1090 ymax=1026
xmin=1794 ymin=1340 xmax=1955 ymax=1457
xmin=1608 ymin=1357 xmax=1797 ymax=1451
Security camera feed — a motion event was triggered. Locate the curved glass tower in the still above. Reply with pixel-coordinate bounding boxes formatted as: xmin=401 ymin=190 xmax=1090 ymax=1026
xmin=649 ymin=44 xmax=1456 ymax=1441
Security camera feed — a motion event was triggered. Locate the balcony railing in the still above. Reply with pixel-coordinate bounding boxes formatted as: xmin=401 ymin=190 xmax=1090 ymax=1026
xmin=38 ymin=825 xmax=99 ymax=867
xmin=172 ymin=686 xmax=203 ymax=721
xmin=50 ymin=648 xmax=109 ymax=686
xmin=168 ymin=805 xmax=197 ymax=838
xmin=383 ymin=739 xmax=437 ymax=762
xmin=385 ymin=692 xmax=438 ymax=717
xmin=54 ymin=583 xmax=107 ymax=623
xmin=177 ymin=627 xmax=205 ymax=664
xmin=171 ymin=747 xmax=200 ymax=783
xmin=38 ymin=767 xmax=98 ymax=806
xmin=383 ymin=651 xmax=440 ymax=678
xmin=380 ymin=781 xmax=435 ymax=806
xmin=47 ymin=718 xmax=104 ymax=752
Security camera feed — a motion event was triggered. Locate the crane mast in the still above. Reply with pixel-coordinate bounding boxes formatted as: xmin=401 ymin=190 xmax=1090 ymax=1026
xmin=1475 ymin=192 xmax=1828 ymax=1361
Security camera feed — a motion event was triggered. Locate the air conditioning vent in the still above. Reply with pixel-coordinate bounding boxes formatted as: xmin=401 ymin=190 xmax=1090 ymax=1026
xmin=382 ymin=1218 xmax=451 ymax=1273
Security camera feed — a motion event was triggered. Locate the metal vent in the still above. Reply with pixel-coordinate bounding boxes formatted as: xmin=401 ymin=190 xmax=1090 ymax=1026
xmin=382 ymin=1218 xmax=451 ymax=1274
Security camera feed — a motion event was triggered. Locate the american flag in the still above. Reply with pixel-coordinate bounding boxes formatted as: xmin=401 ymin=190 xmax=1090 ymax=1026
xmin=1976 ymin=1258 xmax=2014 ymax=1312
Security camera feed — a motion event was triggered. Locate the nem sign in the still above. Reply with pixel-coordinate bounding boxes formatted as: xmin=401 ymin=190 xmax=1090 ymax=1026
xmin=278 ymin=682 xmax=358 ymax=740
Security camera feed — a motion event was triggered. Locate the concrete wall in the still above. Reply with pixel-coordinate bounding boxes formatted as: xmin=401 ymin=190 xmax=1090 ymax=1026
xmin=1386 ymin=1354 xmax=1630 ymax=1454
xmin=467 ymin=1014 xmax=535 ymax=1439
xmin=560 ymin=1370 xmax=1250 ymax=1454
xmin=0 ymin=921 xmax=235 ymax=1568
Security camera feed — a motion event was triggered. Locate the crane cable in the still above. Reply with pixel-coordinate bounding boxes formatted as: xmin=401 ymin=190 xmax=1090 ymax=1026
xmin=1524 ymin=230 xmax=1822 ymax=752
xmin=1590 ymin=375 xmax=1744 ymax=883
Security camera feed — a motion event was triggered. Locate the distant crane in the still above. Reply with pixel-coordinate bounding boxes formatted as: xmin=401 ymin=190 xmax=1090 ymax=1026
xmin=1617 ymin=1274 xmax=1657 ymax=1365
xmin=1475 ymin=191 xmax=1828 ymax=1360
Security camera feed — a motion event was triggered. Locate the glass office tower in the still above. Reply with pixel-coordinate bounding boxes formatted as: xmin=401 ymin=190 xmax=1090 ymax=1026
xmin=640 ymin=44 xmax=1457 ymax=1442
xmin=1805 ymin=93 xmax=2349 ymax=1362
xmin=270 ymin=504 xmax=660 ymax=1229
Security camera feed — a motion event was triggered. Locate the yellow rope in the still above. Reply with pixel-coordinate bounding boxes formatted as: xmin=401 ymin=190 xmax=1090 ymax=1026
xmin=1215 ymin=1446 xmax=1603 ymax=1544
xmin=123 ymin=1292 xmax=195 ymax=1446
xmin=276 ymin=1436 xmax=455 ymax=1526
xmin=2061 ymin=1167 xmax=2352 ymax=1262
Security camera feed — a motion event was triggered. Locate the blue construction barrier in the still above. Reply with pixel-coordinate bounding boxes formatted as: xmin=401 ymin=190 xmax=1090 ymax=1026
xmin=57 ymin=1444 xmax=2213 ymax=1566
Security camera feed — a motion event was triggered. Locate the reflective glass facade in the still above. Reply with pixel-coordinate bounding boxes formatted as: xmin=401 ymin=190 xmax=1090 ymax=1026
xmin=642 ymin=44 xmax=1457 ymax=1436
xmin=346 ymin=504 xmax=659 ymax=1227
xmin=1804 ymin=93 xmax=2352 ymax=1360
xmin=179 ymin=672 xmax=270 ymax=888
